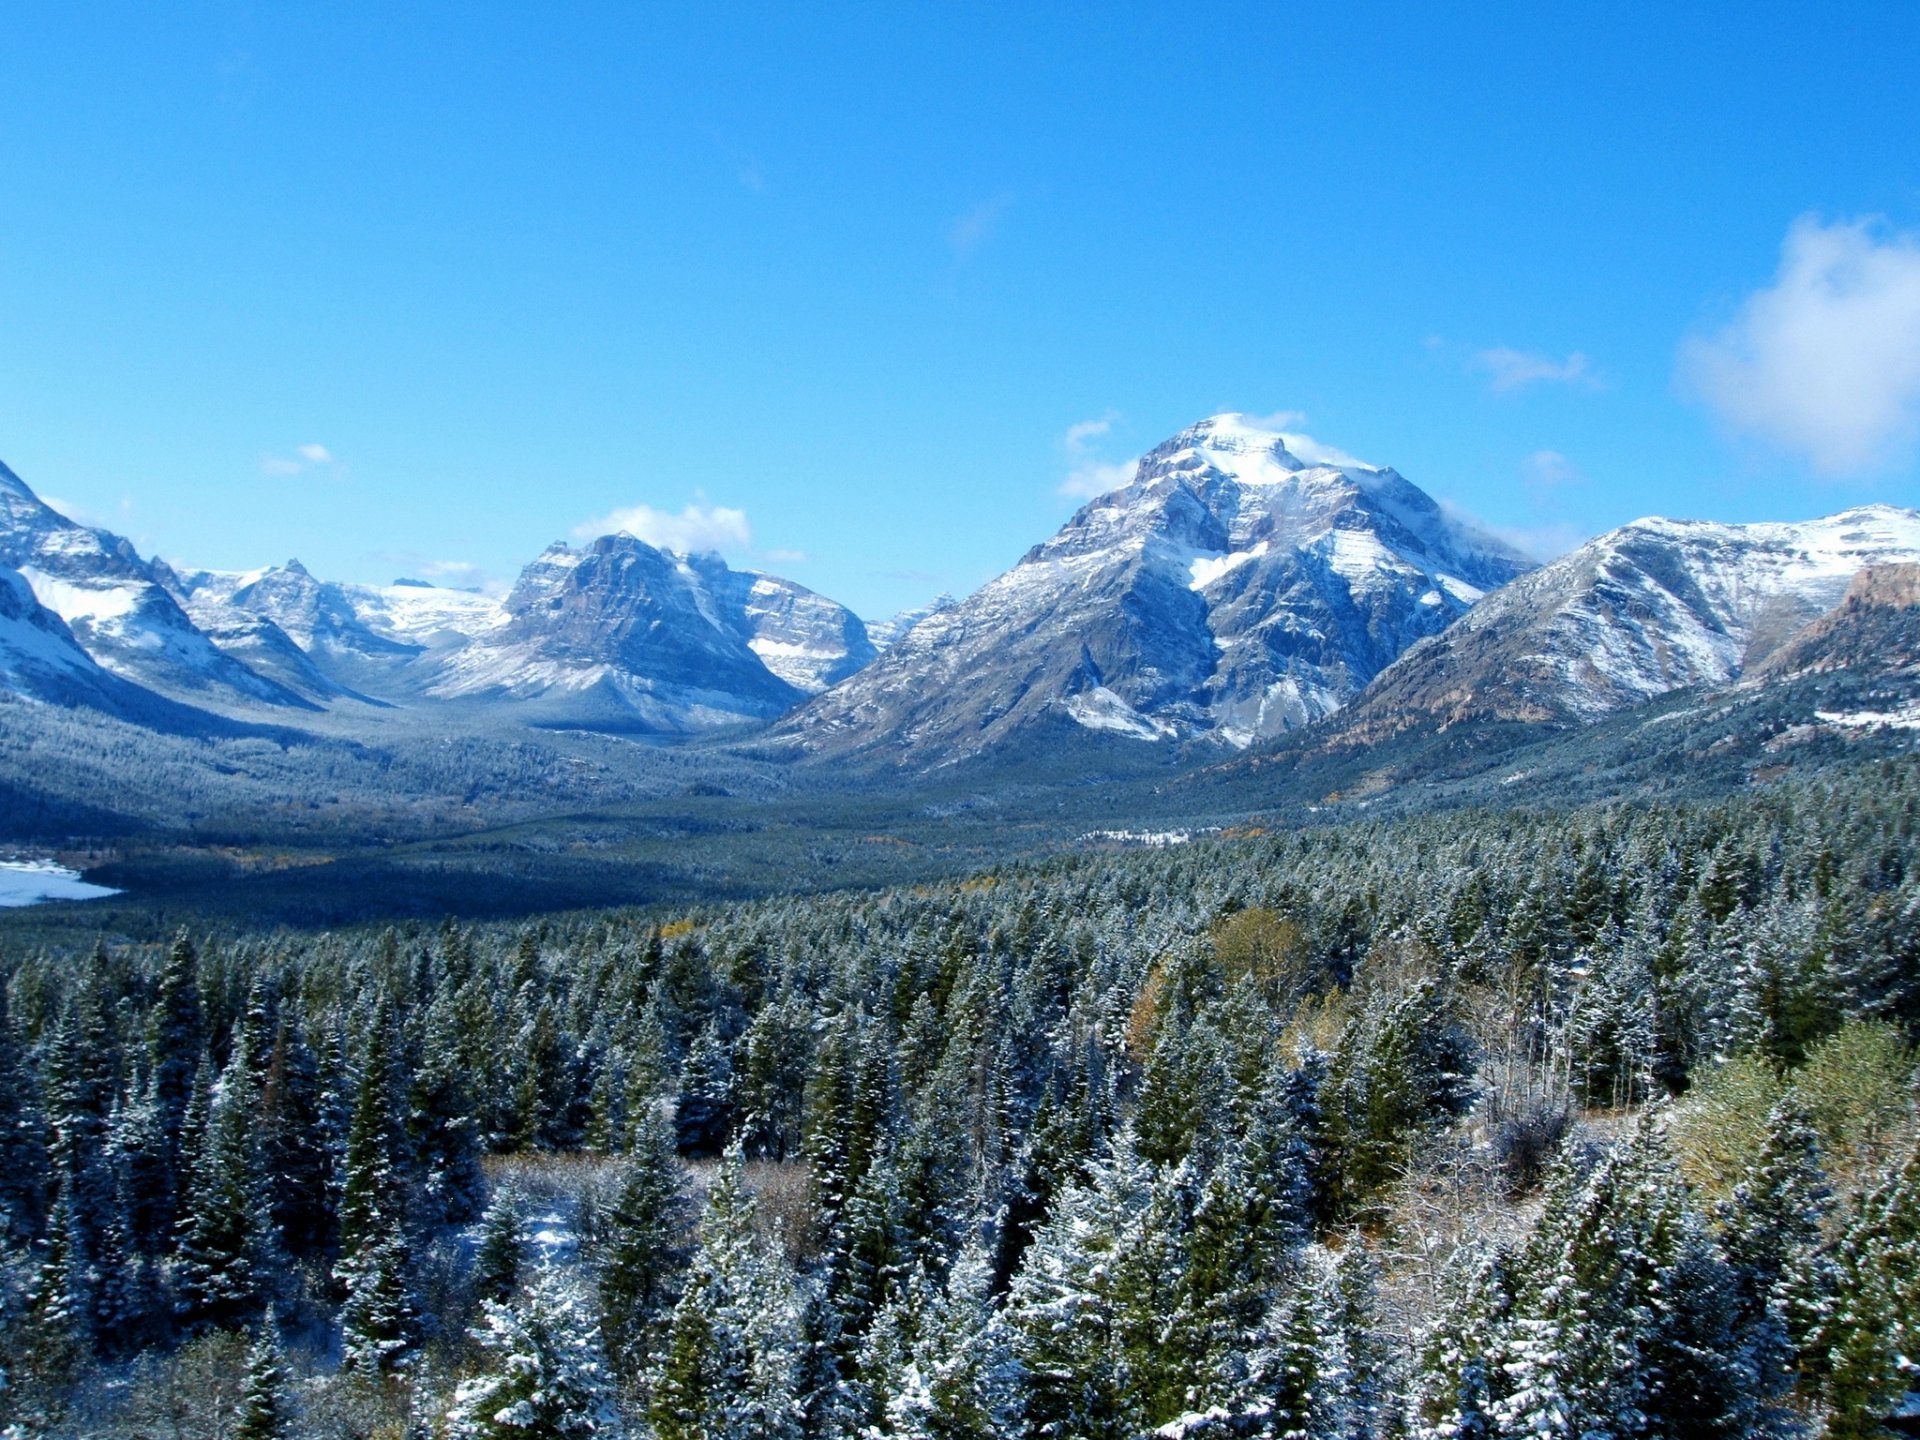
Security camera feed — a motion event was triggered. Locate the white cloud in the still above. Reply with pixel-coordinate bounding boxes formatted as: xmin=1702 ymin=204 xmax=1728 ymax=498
xmin=1058 ymin=414 xmax=1140 ymax=499
xmin=1063 ymin=416 xmax=1116 ymax=449
xmin=1060 ymin=459 xmax=1140 ymax=499
xmin=1490 ymin=521 xmax=1585 ymax=560
xmin=420 ymin=559 xmax=482 ymax=580
xmin=1242 ymin=409 xmax=1310 ymax=431
xmin=1679 ymin=214 xmax=1920 ymax=475
xmin=262 ymin=443 xmax=338 ymax=477
xmin=573 ymin=502 xmax=753 ymax=555
xmin=1475 ymin=347 xmax=1597 ymax=393
xmin=1239 ymin=411 xmax=1373 ymax=469
xmin=1438 ymin=497 xmax=1583 ymax=562
xmin=762 ymin=547 xmax=808 ymax=566
xmin=40 ymin=495 xmax=108 ymax=527
xmin=949 ymin=194 xmax=1013 ymax=262
xmin=1523 ymin=449 xmax=1580 ymax=490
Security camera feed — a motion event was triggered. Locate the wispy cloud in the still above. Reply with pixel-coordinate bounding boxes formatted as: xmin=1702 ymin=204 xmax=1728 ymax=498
xmin=949 ymin=193 xmax=1013 ymax=263
xmin=1474 ymin=347 xmax=1598 ymax=394
xmin=1679 ymin=213 xmax=1920 ymax=475
xmin=1522 ymin=449 xmax=1580 ymax=491
xmin=1058 ymin=414 xmax=1139 ymax=499
xmin=262 ymin=443 xmax=339 ymax=478
xmin=573 ymin=501 xmax=753 ymax=556
xmin=762 ymin=547 xmax=808 ymax=566
xmin=419 ymin=559 xmax=483 ymax=581
xmin=1240 ymin=411 xmax=1373 ymax=468
xmin=1437 ymin=497 xmax=1583 ymax=562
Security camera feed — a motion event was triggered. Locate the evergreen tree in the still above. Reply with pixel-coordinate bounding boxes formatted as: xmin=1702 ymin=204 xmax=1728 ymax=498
xmin=473 ymin=1186 xmax=524 ymax=1309
xmin=0 ymin=985 xmax=49 ymax=1244
xmin=445 ymin=1263 xmax=624 ymax=1439
xmin=176 ymin=1042 xmax=274 ymax=1332
xmin=233 ymin=1308 xmax=292 ymax=1440
xmin=649 ymin=1151 xmax=805 ymax=1440
xmin=597 ymin=1108 xmax=692 ymax=1384
xmin=675 ymin=1020 xmax=737 ymax=1158
xmin=338 ymin=1228 xmax=419 ymax=1375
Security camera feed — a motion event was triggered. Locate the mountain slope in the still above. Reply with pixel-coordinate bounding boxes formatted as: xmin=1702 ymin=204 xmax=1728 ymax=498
xmin=1750 ymin=562 xmax=1920 ymax=681
xmin=422 ymin=535 xmax=867 ymax=730
xmin=778 ymin=413 xmax=1533 ymax=766
xmin=1337 ymin=506 xmax=1920 ymax=739
xmin=0 ymin=461 xmax=309 ymax=708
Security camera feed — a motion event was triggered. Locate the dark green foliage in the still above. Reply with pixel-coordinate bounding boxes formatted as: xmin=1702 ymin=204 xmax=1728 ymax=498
xmin=233 ymin=1310 xmax=292 ymax=1440
xmin=596 ymin=1109 xmax=692 ymax=1384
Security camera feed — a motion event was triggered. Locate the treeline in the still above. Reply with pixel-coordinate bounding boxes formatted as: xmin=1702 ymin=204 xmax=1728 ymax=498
xmin=4 ymin=762 xmax=1920 ymax=1436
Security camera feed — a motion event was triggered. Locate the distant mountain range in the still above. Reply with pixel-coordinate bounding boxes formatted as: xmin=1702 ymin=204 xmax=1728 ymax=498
xmin=5 ymin=419 xmax=1920 ymax=791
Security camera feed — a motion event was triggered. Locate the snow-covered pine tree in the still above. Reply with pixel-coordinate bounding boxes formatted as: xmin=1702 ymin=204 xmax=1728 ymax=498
xmin=597 ymin=1106 xmax=691 ymax=1385
xmin=444 ymin=1263 xmax=624 ymax=1440
xmin=472 ymin=1185 xmax=524 ymax=1309
xmin=233 ymin=1307 xmax=292 ymax=1440
xmin=176 ymin=1040 xmax=274 ymax=1332
xmin=1001 ymin=1128 xmax=1160 ymax=1440
xmin=1717 ymin=1099 xmax=1831 ymax=1390
xmin=649 ymin=1149 xmax=805 ymax=1440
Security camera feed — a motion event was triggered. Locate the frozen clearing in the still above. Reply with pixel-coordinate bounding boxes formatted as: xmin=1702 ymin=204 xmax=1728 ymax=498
xmin=0 ymin=860 xmax=120 ymax=907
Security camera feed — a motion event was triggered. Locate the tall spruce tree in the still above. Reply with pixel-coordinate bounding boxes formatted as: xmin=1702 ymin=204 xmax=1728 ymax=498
xmin=649 ymin=1151 xmax=804 ymax=1440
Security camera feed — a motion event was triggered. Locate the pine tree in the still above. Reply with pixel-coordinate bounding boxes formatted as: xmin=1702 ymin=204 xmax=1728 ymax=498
xmin=0 ymin=984 xmax=49 ymax=1243
xmin=176 ymin=1042 xmax=273 ymax=1332
xmin=233 ymin=1308 xmax=292 ymax=1440
xmin=338 ymin=1228 xmax=419 ymax=1375
xmin=444 ymin=1263 xmax=624 ymax=1439
xmin=649 ymin=1151 xmax=805 ymax=1440
xmin=151 ymin=930 xmax=207 ymax=1238
xmin=675 ymin=1020 xmax=736 ymax=1158
xmin=597 ymin=1108 xmax=692 ymax=1384
xmin=473 ymin=1186 xmax=524 ymax=1309
xmin=1717 ymin=1099 xmax=1830 ymax=1389
xmin=1001 ymin=1129 xmax=1161 ymax=1440
xmin=1243 ymin=1245 xmax=1356 ymax=1440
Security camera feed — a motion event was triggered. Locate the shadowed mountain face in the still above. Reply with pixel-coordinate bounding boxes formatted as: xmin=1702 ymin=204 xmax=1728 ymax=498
xmin=776 ymin=413 xmax=1533 ymax=767
xmin=1752 ymin=563 xmax=1920 ymax=682
xmin=1333 ymin=507 xmax=1920 ymax=741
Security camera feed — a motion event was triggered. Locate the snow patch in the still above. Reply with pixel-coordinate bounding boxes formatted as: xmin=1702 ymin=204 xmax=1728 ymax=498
xmin=1063 ymin=686 xmax=1180 ymax=741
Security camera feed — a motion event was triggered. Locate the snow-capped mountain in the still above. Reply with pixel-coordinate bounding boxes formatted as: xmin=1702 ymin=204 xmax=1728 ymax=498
xmin=1341 ymin=506 xmax=1920 ymax=735
xmin=0 ymin=562 xmax=136 ymax=710
xmin=779 ymin=414 xmax=1534 ymax=764
xmin=0 ymin=462 xmax=309 ymax=708
xmin=868 ymin=593 xmax=958 ymax=651
xmin=425 ymin=534 xmax=870 ymax=730
xmin=1748 ymin=562 xmax=1920 ymax=683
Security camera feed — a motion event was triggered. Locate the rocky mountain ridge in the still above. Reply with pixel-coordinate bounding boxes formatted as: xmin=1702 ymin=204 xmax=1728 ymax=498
xmin=776 ymin=413 xmax=1536 ymax=765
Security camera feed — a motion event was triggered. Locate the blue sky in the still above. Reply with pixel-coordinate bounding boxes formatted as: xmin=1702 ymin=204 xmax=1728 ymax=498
xmin=3 ymin=3 xmax=1919 ymax=619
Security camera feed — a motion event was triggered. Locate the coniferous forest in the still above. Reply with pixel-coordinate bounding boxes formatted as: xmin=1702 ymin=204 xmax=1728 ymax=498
xmin=6 ymin=761 xmax=1920 ymax=1438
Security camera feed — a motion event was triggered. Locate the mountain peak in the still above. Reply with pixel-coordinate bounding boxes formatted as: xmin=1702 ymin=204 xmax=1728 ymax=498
xmin=1157 ymin=412 xmax=1380 ymax=478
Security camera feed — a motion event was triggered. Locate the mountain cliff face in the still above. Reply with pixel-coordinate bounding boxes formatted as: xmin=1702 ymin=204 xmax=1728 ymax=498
xmin=1750 ymin=562 xmax=1920 ymax=682
xmin=0 ymin=463 xmax=309 ymax=708
xmin=424 ymin=535 xmax=870 ymax=730
xmin=778 ymin=414 xmax=1533 ymax=765
xmin=1338 ymin=507 xmax=1920 ymax=736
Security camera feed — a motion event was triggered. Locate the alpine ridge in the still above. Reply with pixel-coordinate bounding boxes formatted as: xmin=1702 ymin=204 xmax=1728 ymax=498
xmin=776 ymin=413 xmax=1534 ymax=766
xmin=1337 ymin=505 xmax=1920 ymax=737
